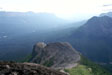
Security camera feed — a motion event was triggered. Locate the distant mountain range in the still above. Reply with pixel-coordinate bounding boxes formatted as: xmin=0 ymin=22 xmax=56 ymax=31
xmin=100 ymin=12 xmax=112 ymax=18
xmin=0 ymin=11 xmax=68 ymax=40
xmin=63 ymin=16 xmax=112 ymax=63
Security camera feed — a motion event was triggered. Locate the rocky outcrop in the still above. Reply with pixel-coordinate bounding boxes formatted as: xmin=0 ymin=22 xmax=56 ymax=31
xmin=0 ymin=61 xmax=67 ymax=75
xmin=31 ymin=42 xmax=80 ymax=69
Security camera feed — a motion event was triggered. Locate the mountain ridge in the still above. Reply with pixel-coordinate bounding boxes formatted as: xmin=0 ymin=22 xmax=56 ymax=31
xmin=64 ymin=16 xmax=112 ymax=63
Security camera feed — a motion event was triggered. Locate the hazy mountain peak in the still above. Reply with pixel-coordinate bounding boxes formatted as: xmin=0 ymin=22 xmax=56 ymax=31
xmin=87 ymin=16 xmax=112 ymax=24
xmin=100 ymin=12 xmax=112 ymax=17
xmin=68 ymin=15 xmax=112 ymax=63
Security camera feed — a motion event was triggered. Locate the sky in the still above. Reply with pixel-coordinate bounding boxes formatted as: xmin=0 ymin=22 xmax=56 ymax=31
xmin=0 ymin=0 xmax=112 ymax=21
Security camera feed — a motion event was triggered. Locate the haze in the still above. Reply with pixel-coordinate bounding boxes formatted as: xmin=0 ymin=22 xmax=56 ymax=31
xmin=0 ymin=0 xmax=112 ymax=21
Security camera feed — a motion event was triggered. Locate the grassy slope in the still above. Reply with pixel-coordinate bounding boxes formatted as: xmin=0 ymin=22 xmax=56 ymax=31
xmin=65 ymin=65 xmax=93 ymax=75
xmin=64 ymin=56 xmax=111 ymax=75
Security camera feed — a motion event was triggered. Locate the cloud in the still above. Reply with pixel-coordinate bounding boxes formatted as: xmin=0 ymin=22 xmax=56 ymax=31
xmin=102 ymin=9 xmax=112 ymax=12
xmin=103 ymin=4 xmax=112 ymax=7
xmin=0 ymin=7 xmax=3 ymax=9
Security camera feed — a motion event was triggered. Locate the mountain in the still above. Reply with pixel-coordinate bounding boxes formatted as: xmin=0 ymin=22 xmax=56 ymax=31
xmin=30 ymin=42 xmax=80 ymax=69
xmin=0 ymin=61 xmax=67 ymax=75
xmin=63 ymin=16 xmax=112 ymax=63
xmin=23 ymin=42 xmax=111 ymax=75
xmin=100 ymin=12 xmax=112 ymax=18
xmin=0 ymin=11 xmax=67 ymax=41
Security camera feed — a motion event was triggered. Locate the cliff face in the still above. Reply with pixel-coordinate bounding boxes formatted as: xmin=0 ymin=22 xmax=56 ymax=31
xmin=30 ymin=42 xmax=80 ymax=69
xmin=0 ymin=61 xmax=67 ymax=75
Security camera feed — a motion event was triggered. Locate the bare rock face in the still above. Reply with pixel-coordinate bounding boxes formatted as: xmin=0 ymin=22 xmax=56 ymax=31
xmin=0 ymin=61 xmax=67 ymax=75
xmin=36 ymin=42 xmax=47 ymax=48
xmin=31 ymin=42 xmax=80 ymax=69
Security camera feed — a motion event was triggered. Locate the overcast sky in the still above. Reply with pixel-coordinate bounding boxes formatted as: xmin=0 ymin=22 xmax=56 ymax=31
xmin=0 ymin=0 xmax=112 ymax=20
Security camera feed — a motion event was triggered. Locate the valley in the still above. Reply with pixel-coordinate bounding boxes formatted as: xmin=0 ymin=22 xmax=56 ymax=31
xmin=0 ymin=11 xmax=112 ymax=75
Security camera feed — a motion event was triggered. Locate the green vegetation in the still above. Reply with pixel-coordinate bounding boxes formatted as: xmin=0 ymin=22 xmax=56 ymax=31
xmin=64 ymin=56 xmax=111 ymax=75
xmin=103 ymin=64 xmax=112 ymax=72
xmin=20 ymin=54 xmax=32 ymax=62
xmin=43 ymin=57 xmax=54 ymax=67
xmin=43 ymin=60 xmax=54 ymax=67
xmin=80 ymin=56 xmax=111 ymax=75
xmin=65 ymin=65 xmax=93 ymax=75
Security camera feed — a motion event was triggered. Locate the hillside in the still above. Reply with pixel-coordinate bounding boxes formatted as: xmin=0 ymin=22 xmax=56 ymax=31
xmin=22 ymin=42 xmax=111 ymax=75
xmin=64 ymin=56 xmax=111 ymax=75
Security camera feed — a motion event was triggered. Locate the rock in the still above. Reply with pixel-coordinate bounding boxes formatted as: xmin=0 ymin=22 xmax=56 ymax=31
xmin=0 ymin=61 xmax=67 ymax=75
xmin=36 ymin=42 xmax=47 ymax=48
xmin=31 ymin=42 xmax=80 ymax=69
xmin=10 ymin=72 xmax=18 ymax=75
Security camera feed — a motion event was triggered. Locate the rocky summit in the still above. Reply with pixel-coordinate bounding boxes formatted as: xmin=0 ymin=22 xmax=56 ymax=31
xmin=0 ymin=61 xmax=67 ymax=75
xmin=30 ymin=42 xmax=80 ymax=69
